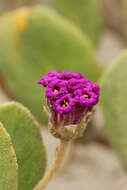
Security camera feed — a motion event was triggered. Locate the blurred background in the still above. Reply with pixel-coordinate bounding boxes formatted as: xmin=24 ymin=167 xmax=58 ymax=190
xmin=0 ymin=0 xmax=127 ymax=190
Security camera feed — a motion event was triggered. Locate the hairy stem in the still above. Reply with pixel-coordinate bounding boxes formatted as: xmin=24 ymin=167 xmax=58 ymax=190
xmin=34 ymin=140 xmax=68 ymax=190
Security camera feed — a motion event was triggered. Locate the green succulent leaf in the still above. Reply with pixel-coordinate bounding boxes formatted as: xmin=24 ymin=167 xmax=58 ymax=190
xmin=51 ymin=0 xmax=103 ymax=45
xmin=0 ymin=6 xmax=102 ymax=123
xmin=100 ymin=52 xmax=127 ymax=169
xmin=0 ymin=102 xmax=46 ymax=190
xmin=0 ymin=122 xmax=18 ymax=190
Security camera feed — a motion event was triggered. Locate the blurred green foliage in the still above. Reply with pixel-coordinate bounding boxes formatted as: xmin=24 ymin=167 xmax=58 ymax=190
xmin=100 ymin=52 xmax=127 ymax=169
xmin=51 ymin=0 xmax=103 ymax=45
xmin=0 ymin=102 xmax=46 ymax=190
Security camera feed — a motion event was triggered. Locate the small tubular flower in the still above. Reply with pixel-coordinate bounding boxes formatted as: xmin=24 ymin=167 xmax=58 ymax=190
xmin=54 ymin=94 xmax=75 ymax=115
xmin=46 ymin=80 xmax=67 ymax=100
xmin=38 ymin=71 xmax=100 ymax=140
xmin=74 ymin=88 xmax=99 ymax=107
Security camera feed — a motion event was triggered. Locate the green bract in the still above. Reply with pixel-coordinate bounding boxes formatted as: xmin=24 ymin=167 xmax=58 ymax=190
xmin=0 ymin=102 xmax=46 ymax=190
xmin=100 ymin=52 xmax=127 ymax=169
xmin=0 ymin=6 xmax=102 ymax=123
xmin=0 ymin=122 xmax=18 ymax=190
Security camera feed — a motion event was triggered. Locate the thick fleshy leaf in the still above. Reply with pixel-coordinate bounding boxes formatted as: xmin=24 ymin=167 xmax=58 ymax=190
xmin=100 ymin=52 xmax=127 ymax=168
xmin=0 ymin=122 xmax=18 ymax=190
xmin=0 ymin=102 xmax=46 ymax=190
xmin=0 ymin=6 xmax=102 ymax=123
xmin=51 ymin=0 xmax=103 ymax=45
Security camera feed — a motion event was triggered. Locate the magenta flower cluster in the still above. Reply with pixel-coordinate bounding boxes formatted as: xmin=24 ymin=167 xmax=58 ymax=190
xmin=38 ymin=71 xmax=100 ymax=126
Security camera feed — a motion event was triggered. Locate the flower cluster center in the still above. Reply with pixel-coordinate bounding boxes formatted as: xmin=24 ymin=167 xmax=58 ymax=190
xmin=83 ymin=93 xmax=89 ymax=99
xmin=61 ymin=100 xmax=69 ymax=108
xmin=53 ymin=88 xmax=59 ymax=93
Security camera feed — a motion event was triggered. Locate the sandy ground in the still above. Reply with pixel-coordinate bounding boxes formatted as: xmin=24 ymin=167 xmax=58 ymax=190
xmin=0 ymin=29 xmax=127 ymax=190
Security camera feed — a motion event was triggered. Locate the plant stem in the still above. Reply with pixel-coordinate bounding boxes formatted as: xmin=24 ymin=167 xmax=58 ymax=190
xmin=34 ymin=140 xmax=68 ymax=190
xmin=57 ymin=142 xmax=74 ymax=175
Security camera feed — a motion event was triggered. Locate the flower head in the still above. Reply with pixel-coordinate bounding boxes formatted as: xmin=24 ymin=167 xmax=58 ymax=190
xmin=38 ymin=71 xmax=100 ymax=140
